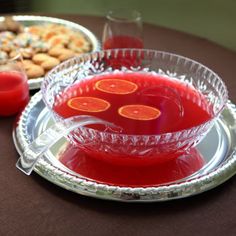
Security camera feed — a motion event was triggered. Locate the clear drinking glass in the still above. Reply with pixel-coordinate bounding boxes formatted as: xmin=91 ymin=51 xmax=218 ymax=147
xmin=0 ymin=54 xmax=29 ymax=116
xmin=102 ymin=9 xmax=143 ymax=49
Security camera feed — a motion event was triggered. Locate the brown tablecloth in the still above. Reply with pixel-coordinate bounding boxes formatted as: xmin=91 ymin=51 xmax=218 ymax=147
xmin=1 ymin=14 xmax=236 ymax=236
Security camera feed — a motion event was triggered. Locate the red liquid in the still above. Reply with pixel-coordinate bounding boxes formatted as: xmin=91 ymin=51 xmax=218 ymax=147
xmin=103 ymin=35 xmax=144 ymax=49
xmin=103 ymin=36 xmax=144 ymax=69
xmin=54 ymin=72 xmax=212 ymax=135
xmin=59 ymin=143 xmax=205 ymax=187
xmin=0 ymin=71 xmax=29 ymax=116
xmin=53 ymin=72 xmax=212 ymax=169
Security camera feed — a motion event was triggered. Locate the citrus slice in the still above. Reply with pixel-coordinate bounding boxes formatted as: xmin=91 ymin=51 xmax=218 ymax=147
xmin=118 ymin=104 xmax=161 ymax=120
xmin=95 ymin=79 xmax=138 ymax=94
xmin=67 ymin=97 xmax=110 ymax=112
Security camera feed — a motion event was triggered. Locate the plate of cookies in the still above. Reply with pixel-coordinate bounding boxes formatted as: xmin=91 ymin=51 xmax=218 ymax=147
xmin=0 ymin=15 xmax=100 ymax=89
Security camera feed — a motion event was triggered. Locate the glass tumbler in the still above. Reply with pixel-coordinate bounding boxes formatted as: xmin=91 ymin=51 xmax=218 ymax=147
xmin=102 ymin=9 xmax=143 ymax=49
xmin=0 ymin=54 xmax=29 ymax=116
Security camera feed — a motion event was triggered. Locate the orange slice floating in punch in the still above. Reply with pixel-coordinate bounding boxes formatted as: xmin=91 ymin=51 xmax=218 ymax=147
xmin=118 ymin=104 xmax=161 ymax=120
xmin=95 ymin=79 xmax=138 ymax=95
xmin=67 ymin=97 xmax=110 ymax=112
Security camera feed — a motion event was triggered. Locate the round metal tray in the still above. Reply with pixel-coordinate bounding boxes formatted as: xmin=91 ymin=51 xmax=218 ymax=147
xmin=0 ymin=15 xmax=100 ymax=90
xmin=13 ymin=92 xmax=236 ymax=202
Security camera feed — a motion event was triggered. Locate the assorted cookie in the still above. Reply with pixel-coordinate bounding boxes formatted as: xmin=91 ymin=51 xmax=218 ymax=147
xmin=0 ymin=17 xmax=92 ymax=79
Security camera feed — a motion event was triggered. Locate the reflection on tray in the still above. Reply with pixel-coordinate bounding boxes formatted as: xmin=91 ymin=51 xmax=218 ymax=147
xmin=58 ymin=143 xmax=205 ymax=187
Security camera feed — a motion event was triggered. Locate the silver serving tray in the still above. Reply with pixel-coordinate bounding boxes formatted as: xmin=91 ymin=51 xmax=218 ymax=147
xmin=13 ymin=92 xmax=236 ymax=202
xmin=0 ymin=15 xmax=100 ymax=90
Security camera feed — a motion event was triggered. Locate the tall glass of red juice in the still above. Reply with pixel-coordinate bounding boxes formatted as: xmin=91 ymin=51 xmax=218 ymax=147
xmin=0 ymin=54 xmax=29 ymax=116
xmin=102 ymin=9 xmax=143 ymax=49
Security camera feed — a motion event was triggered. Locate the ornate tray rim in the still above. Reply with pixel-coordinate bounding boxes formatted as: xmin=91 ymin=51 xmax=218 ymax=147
xmin=13 ymin=92 xmax=236 ymax=202
xmin=0 ymin=15 xmax=101 ymax=90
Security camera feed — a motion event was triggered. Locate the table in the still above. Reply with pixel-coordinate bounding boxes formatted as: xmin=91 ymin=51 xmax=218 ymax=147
xmin=1 ymin=14 xmax=236 ymax=236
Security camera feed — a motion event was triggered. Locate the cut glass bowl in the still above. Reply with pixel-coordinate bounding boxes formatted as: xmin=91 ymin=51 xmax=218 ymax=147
xmin=41 ymin=49 xmax=228 ymax=166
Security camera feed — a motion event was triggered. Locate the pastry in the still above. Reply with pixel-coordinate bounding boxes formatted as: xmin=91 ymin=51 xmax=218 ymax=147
xmin=40 ymin=57 xmax=60 ymax=70
xmin=32 ymin=53 xmax=51 ymax=64
xmin=25 ymin=64 xmax=45 ymax=79
xmin=48 ymin=47 xmax=75 ymax=61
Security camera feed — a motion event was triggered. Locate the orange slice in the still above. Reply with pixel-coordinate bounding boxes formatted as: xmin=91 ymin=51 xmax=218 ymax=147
xmin=118 ymin=104 xmax=161 ymax=120
xmin=95 ymin=79 xmax=138 ymax=94
xmin=67 ymin=97 xmax=110 ymax=112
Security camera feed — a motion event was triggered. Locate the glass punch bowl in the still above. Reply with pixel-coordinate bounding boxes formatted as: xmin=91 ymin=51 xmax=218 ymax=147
xmin=41 ymin=49 xmax=228 ymax=166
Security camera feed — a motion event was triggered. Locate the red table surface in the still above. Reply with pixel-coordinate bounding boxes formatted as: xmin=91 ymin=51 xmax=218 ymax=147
xmin=1 ymin=14 xmax=236 ymax=236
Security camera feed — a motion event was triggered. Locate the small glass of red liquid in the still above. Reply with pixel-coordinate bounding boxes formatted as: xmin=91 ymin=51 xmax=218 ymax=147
xmin=0 ymin=54 xmax=29 ymax=117
xmin=102 ymin=9 xmax=143 ymax=49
